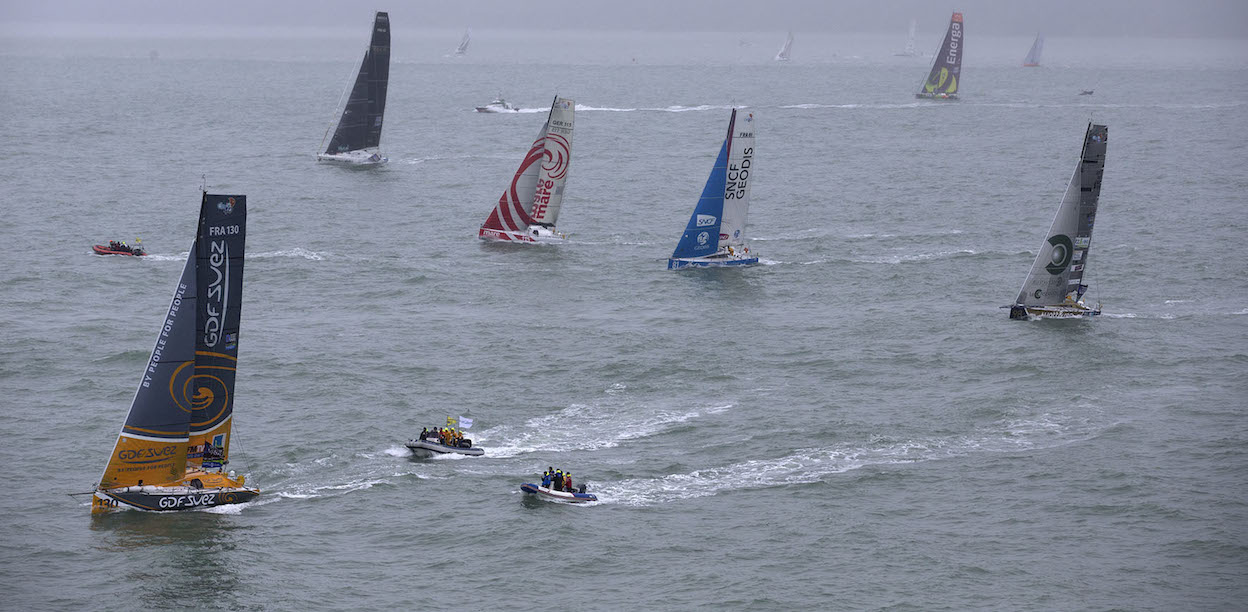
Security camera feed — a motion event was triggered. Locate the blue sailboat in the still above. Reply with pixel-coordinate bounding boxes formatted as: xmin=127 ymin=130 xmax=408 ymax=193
xmin=667 ymin=109 xmax=758 ymax=269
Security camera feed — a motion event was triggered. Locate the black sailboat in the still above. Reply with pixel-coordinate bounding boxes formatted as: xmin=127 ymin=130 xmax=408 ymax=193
xmin=319 ymin=12 xmax=390 ymax=164
xmin=916 ymin=12 xmax=963 ymax=100
xmin=93 ymin=192 xmax=258 ymax=513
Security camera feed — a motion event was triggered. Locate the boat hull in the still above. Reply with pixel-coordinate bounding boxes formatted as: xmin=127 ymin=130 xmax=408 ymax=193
xmin=1010 ymin=304 xmax=1101 ymax=320
xmin=668 ymin=255 xmax=758 ymax=270
xmin=92 ymin=483 xmax=258 ymax=513
xmin=475 ymin=104 xmax=517 ymax=113
xmin=520 ymin=483 xmax=597 ymax=503
xmin=93 ymin=245 xmax=145 ymax=256
xmin=405 ymin=439 xmax=485 ymax=458
xmin=915 ymin=93 xmax=959 ymax=100
xmin=317 ymin=149 xmax=387 ymax=164
xmin=479 ymin=226 xmax=565 ymax=243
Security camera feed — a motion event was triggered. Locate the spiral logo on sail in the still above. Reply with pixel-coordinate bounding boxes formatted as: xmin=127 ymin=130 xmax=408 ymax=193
xmin=1045 ymin=234 xmax=1073 ymax=275
xmin=542 ymin=134 xmax=571 ymax=180
xmin=169 ymin=357 xmax=234 ymax=425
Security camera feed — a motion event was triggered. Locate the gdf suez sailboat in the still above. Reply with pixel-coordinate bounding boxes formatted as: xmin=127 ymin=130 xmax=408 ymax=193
xmin=1010 ymin=123 xmax=1109 ymax=320
xmin=667 ymin=109 xmax=757 ymax=269
xmin=318 ymin=12 xmax=390 ymax=164
xmin=916 ymin=12 xmax=963 ymax=100
xmin=478 ymin=97 xmax=575 ymax=243
xmin=92 ymin=193 xmax=258 ymax=513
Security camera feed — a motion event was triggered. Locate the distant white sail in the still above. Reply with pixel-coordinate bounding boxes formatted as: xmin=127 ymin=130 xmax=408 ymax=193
xmin=774 ymin=32 xmax=793 ymax=61
xmin=455 ymin=29 xmax=471 ymax=55
xmin=1023 ymin=33 xmax=1043 ymax=66
xmin=901 ymin=19 xmax=917 ymax=56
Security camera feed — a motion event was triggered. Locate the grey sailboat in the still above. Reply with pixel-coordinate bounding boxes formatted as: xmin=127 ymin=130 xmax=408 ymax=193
xmin=1010 ymin=123 xmax=1109 ymax=320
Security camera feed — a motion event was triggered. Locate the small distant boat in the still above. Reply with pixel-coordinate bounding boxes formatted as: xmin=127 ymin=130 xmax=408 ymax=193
xmin=774 ymin=31 xmax=793 ymax=61
xmin=1009 ymin=123 xmax=1109 ymax=320
xmin=667 ymin=109 xmax=758 ymax=269
xmin=454 ymin=29 xmax=470 ymax=56
xmin=475 ymin=93 xmax=517 ymax=113
xmin=1023 ymin=33 xmax=1044 ymax=67
xmin=93 ymin=240 xmax=145 ymax=256
xmin=894 ymin=19 xmax=918 ymax=56
xmin=405 ymin=439 xmax=484 ymax=458
xmin=520 ymin=483 xmax=597 ymax=503
xmin=916 ymin=12 xmax=963 ymax=100
xmin=478 ymin=97 xmax=575 ymax=242
xmin=1079 ymin=90 xmax=1094 ymax=96
xmin=318 ymin=12 xmax=390 ymax=164
xmin=92 ymin=192 xmax=258 ymax=513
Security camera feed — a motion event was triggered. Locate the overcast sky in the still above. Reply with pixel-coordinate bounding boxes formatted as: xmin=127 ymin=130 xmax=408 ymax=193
xmin=2 ymin=0 xmax=1246 ymax=37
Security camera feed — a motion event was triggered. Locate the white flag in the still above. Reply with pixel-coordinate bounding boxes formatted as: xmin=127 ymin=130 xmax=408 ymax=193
xmin=459 ymin=416 xmax=473 ymax=430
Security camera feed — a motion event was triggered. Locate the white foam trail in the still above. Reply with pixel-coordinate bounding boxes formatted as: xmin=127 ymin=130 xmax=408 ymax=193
xmin=575 ymin=105 xmax=637 ymax=112
xmin=248 ymin=248 xmax=326 ymax=261
xmin=858 ymin=249 xmax=977 ymax=264
xmin=275 ymin=478 xmax=389 ymax=500
xmin=481 ymin=402 xmax=732 ymax=458
xmin=780 ymin=102 xmax=923 ymax=110
xmin=381 ymin=445 xmax=412 ymax=458
xmin=595 ymin=412 xmax=1103 ymax=506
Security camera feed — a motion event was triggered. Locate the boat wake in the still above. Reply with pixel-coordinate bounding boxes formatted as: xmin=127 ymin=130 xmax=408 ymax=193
xmin=857 ymin=249 xmax=979 ymax=264
xmin=249 ymin=248 xmax=328 ymax=261
xmin=593 ymin=410 xmax=1105 ymax=506
xmin=505 ymin=104 xmax=740 ymax=114
xmin=133 ymin=248 xmax=329 ymax=262
xmin=478 ymin=401 xmax=732 ymax=458
xmin=780 ymin=102 xmax=925 ymax=110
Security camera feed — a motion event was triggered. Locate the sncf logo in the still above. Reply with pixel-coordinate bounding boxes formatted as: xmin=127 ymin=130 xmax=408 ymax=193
xmin=696 ymin=214 xmax=717 ymax=227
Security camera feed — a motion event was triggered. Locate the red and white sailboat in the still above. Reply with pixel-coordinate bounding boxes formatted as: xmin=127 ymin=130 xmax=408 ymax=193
xmin=478 ymin=96 xmax=574 ymax=243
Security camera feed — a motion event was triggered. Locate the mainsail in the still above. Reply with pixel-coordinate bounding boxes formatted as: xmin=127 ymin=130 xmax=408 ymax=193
xmin=479 ymin=97 xmax=575 ymax=241
xmin=98 ymin=194 xmax=247 ymax=490
xmin=671 ymin=109 xmax=755 ymax=259
xmin=455 ymin=29 xmax=471 ymax=56
xmin=917 ymin=12 xmax=963 ymax=98
xmin=529 ymin=98 xmax=575 ymax=228
xmin=1014 ymin=124 xmax=1108 ymax=308
xmin=774 ymin=32 xmax=794 ymax=61
xmin=322 ymin=12 xmax=390 ymax=156
xmin=1023 ymin=33 xmax=1044 ymax=67
xmin=186 ymin=194 xmax=247 ymax=471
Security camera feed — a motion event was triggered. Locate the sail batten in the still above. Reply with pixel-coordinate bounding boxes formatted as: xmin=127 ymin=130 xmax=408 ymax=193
xmin=322 ymin=12 xmax=390 ymax=156
xmin=917 ymin=12 xmax=963 ymax=98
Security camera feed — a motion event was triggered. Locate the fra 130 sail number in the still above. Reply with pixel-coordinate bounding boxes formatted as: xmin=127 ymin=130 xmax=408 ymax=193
xmin=209 ymin=225 xmax=240 ymax=237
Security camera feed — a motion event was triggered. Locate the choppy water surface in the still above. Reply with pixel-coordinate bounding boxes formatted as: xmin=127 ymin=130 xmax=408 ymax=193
xmin=1 ymin=29 xmax=1245 ymax=611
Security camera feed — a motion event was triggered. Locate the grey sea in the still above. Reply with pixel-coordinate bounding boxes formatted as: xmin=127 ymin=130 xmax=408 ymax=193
xmin=1 ymin=26 xmax=1246 ymax=611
